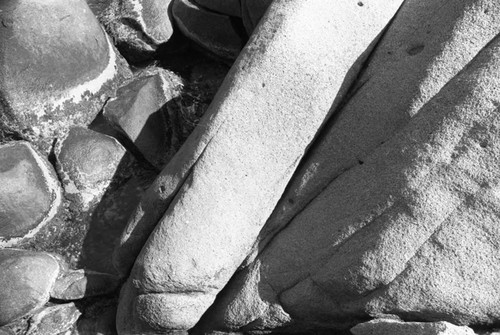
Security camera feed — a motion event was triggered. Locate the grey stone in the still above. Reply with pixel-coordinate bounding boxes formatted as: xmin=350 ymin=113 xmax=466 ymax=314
xmin=51 ymin=269 xmax=120 ymax=300
xmin=351 ymin=319 xmax=476 ymax=335
xmin=0 ymin=141 xmax=62 ymax=247
xmin=115 ymin=0 xmax=404 ymax=333
xmin=103 ymin=68 xmax=183 ymax=169
xmin=100 ymin=0 xmax=175 ymax=62
xmin=0 ymin=249 xmax=60 ymax=326
xmin=0 ymin=0 xmax=130 ymax=153
xmin=26 ymin=303 xmax=81 ymax=335
xmin=200 ymin=6 xmax=500 ymax=331
xmin=54 ymin=127 xmax=127 ymax=211
xmin=172 ymin=0 xmax=247 ymax=60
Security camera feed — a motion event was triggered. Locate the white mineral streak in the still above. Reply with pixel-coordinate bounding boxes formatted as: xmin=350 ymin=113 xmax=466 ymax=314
xmin=49 ymin=32 xmax=118 ymax=110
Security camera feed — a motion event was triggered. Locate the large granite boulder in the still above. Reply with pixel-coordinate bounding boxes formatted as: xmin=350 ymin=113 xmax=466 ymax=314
xmin=194 ymin=1 xmax=500 ymax=332
xmin=0 ymin=141 xmax=62 ymax=248
xmin=0 ymin=0 xmax=130 ymax=153
xmin=115 ymin=0 xmax=404 ymax=333
xmin=0 ymin=249 xmax=60 ymax=326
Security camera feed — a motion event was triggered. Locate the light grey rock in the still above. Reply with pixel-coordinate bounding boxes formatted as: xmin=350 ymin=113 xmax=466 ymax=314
xmin=51 ymin=269 xmax=120 ymax=300
xmin=103 ymin=68 xmax=183 ymax=170
xmin=0 ymin=141 xmax=62 ymax=247
xmin=100 ymin=0 xmax=175 ymax=62
xmin=351 ymin=319 xmax=476 ymax=335
xmin=54 ymin=127 xmax=127 ymax=211
xmin=115 ymin=0 xmax=404 ymax=333
xmin=200 ymin=6 xmax=500 ymax=331
xmin=246 ymin=0 xmax=500 ymax=266
xmin=26 ymin=303 xmax=81 ymax=335
xmin=0 ymin=0 xmax=130 ymax=153
xmin=0 ymin=249 xmax=60 ymax=326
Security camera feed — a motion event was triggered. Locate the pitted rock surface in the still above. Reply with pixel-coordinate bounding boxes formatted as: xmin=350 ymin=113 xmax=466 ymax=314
xmin=351 ymin=319 xmax=476 ymax=335
xmin=198 ymin=10 xmax=500 ymax=331
xmin=116 ymin=0 xmax=405 ymax=333
xmin=0 ymin=141 xmax=61 ymax=247
xmin=0 ymin=0 xmax=130 ymax=152
xmin=103 ymin=68 xmax=183 ymax=169
xmin=55 ymin=127 xmax=128 ymax=211
xmin=0 ymin=249 xmax=60 ymax=326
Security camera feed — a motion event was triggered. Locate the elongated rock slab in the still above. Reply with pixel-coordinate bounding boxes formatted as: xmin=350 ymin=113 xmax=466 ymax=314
xmin=201 ymin=15 xmax=500 ymax=332
xmin=351 ymin=319 xmax=476 ymax=335
xmin=115 ymin=0 xmax=404 ymax=333
xmin=247 ymin=0 xmax=500 ymax=266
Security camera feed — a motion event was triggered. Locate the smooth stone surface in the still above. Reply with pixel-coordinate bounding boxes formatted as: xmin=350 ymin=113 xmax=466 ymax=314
xmin=103 ymin=68 xmax=183 ymax=169
xmin=51 ymin=269 xmax=120 ymax=300
xmin=0 ymin=249 xmax=60 ymax=326
xmin=172 ymin=0 xmax=247 ymax=60
xmin=100 ymin=0 xmax=174 ymax=62
xmin=0 ymin=141 xmax=62 ymax=247
xmin=116 ymin=0 xmax=404 ymax=333
xmin=26 ymin=303 xmax=81 ymax=335
xmin=201 ymin=12 xmax=500 ymax=331
xmin=55 ymin=127 xmax=127 ymax=211
xmin=0 ymin=0 xmax=129 ymax=152
xmin=351 ymin=319 xmax=476 ymax=335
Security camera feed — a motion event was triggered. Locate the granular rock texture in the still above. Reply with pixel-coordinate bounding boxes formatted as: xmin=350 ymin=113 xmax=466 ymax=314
xmin=116 ymin=0 xmax=405 ymax=333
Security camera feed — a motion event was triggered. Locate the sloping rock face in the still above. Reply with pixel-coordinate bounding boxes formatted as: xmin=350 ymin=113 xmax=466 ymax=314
xmin=115 ymin=0 xmax=405 ymax=333
xmin=194 ymin=0 xmax=500 ymax=332
xmin=0 ymin=142 xmax=62 ymax=247
xmin=103 ymin=68 xmax=183 ymax=170
xmin=0 ymin=0 xmax=130 ymax=153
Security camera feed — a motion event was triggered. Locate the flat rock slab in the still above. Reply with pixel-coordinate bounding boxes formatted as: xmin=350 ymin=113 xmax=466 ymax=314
xmin=100 ymin=0 xmax=174 ymax=62
xmin=351 ymin=319 xmax=476 ymax=335
xmin=103 ymin=68 xmax=183 ymax=170
xmin=173 ymin=0 xmax=247 ymax=60
xmin=55 ymin=127 xmax=128 ymax=211
xmin=0 ymin=0 xmax=130 ymax=152
xmin=0 ymin=141 xmax=61 ymax=247
xmin=0 ymin=249 xmax=60 ymax=326
xmin=116 ymin=0 xmax=404 ymax=333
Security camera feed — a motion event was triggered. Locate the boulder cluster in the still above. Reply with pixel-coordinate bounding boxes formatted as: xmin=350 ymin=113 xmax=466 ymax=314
xmin=1 ymin=0 xmax=500 ymax=335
